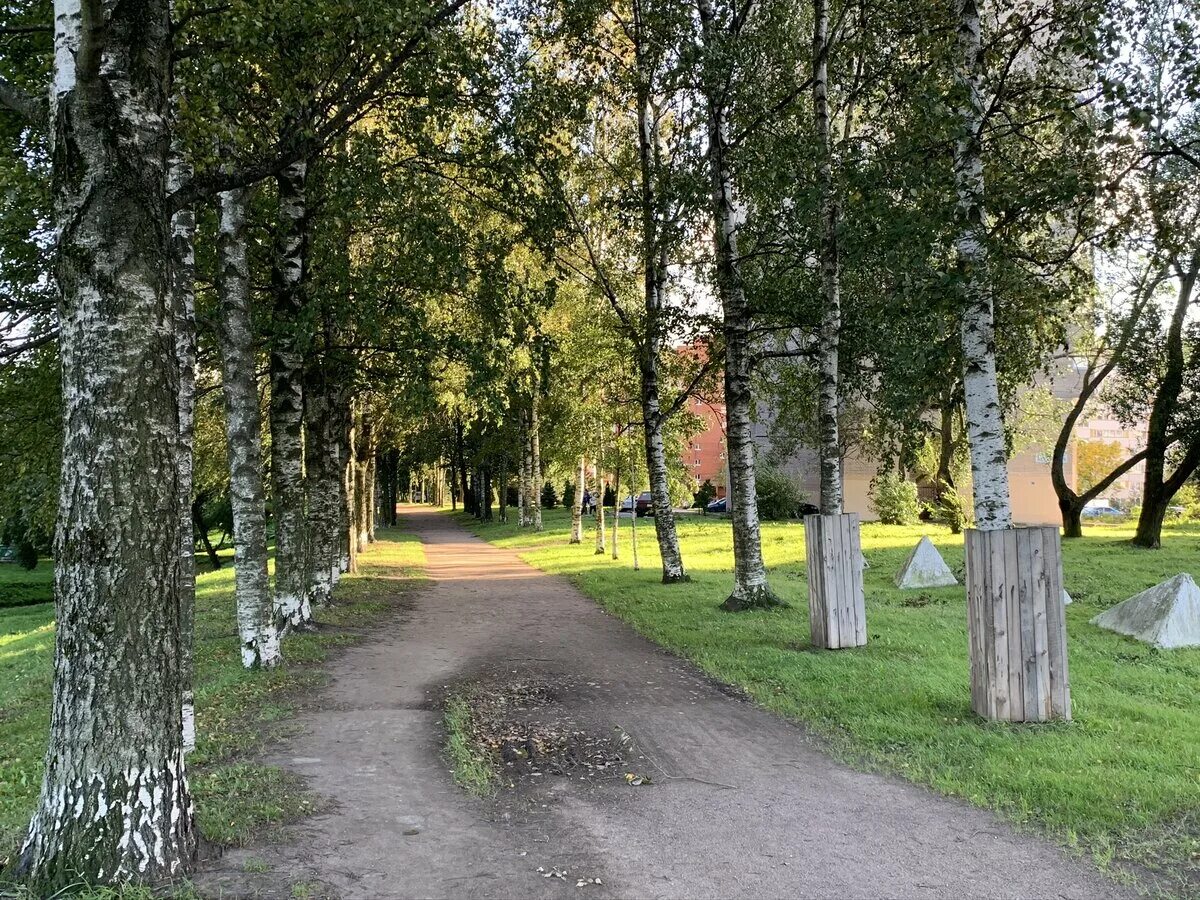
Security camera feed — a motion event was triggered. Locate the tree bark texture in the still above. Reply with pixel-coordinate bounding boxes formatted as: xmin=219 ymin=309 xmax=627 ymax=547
xmin=269 ymin=159 xmax=313 ymax=627
xmin=953 ymin=0 xmax=1013 ymax=531
xmin=168 ymin=151 xmax=198 ymax=753
xmin=20 ymin=0 xmax=198 ymax=886
xmin=698 ymin=0 xmax=778 ymax=610
xmin=304 ymin=361 xmax=341 ymax=607
xmin=813 ymin=0 xmax=843 ymax=516
xmin=594 ymin=455 xmax=607 ymax=554
xmin=342 ymin=398 xmax=359 ymax=575
xmin=530 ymin=397 xmax=544 ymax=532
xmin=217 ymin=188 xmax=280 ymax=669
xmin=570 ymin=455 xmax=585 ymax=543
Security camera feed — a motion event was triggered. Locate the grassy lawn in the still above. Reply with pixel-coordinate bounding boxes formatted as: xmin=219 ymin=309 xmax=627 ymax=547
xmin=459 ymin=507 xmax=1200 ymax=891
xmin=0 ymin=527 xmax=424 ymax=884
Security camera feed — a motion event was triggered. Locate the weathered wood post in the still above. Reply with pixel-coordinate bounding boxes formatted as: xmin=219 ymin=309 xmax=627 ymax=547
xmin=805 ymin=513 xmax=867 ymax=649
xmin=965 ymin=526 xmax=1071 ymax=722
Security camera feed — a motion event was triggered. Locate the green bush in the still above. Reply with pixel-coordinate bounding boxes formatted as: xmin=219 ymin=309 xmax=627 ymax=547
xmin=755 ymin=467 xmax=805 ymax=520
xmin=871 ymin=473 xmax=921 ymax=525
xmin=540 ymin=481 xmax=558 ymax=509
xmin=15 ymin=540 xmax=38 ymax=570
xmin=562 ymin=481 xmax=576 ymax=510
xmin=931 ymin=482 xmax=973 ymax=534
xmin=694 ymin=479 xmax=717 ymax=510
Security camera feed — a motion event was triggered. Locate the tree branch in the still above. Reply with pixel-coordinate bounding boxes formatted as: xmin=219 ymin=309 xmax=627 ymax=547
xmin=0 ymin=75 xmax=47 ymax=128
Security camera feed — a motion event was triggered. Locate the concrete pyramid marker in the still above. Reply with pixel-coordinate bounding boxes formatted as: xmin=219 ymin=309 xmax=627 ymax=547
xmin=1063 ymin=589 xmax=1073 ymax=606
xmin=1091 ymin=573 xmax=1200 ymax=649
xmin=894 ymin=536 xmax=957 ymax=589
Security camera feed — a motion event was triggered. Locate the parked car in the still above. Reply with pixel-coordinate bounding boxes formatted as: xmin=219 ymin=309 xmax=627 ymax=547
xmin=1082 ymin=505 xmax=1123 ymax=518
xmin=706 ymin=497 xmax=727 ymax=513
xmin=635 ymin=491 xmax=654 ymax=517
xmin=619 ymin=495 xmax=635 ymax=512
xmin=797 ymin=502 xmax=820 ymax=517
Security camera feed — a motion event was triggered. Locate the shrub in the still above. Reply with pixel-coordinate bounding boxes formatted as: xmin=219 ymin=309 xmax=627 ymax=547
xmin=871 ymin=472 xmax=921 ymax=525
xmin=933 ymin=482 xmax=973 ymax=534
xmin=540 ymin=481 xmax=558 ymax=509
xmin=562 ymin=481 xmax=576 ymax=510
xmin=16 ymin=539 xmax=38 ymax=570
xmin=755 ymin=467 xmax=805 ymax=520
xmin=694 ymin=479 xmax=717 ymax=509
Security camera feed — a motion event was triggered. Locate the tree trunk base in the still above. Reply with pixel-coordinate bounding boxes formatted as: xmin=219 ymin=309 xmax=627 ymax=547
xmin=721 ymin=583 xmax=787 ymax=612
xmin=661 ymin=570 xmax=690 ymax=585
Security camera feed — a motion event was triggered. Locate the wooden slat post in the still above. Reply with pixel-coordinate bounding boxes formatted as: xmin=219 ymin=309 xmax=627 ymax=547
xmin=805 ymin=513 xmax=867 ymax=650
xmin=964 ymin=526 xmax=1071 ymax=722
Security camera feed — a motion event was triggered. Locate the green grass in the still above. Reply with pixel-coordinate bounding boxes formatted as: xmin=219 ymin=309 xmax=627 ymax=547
xmin=0 ymin=564 xmax=53 ymax=610
xmin=0 ymin=527 xmax=425 ymax=879
xmin=460 ymin=507 xmax=1200 ymax=891
xmin=442 ymin=694 xmax=498 ymax=797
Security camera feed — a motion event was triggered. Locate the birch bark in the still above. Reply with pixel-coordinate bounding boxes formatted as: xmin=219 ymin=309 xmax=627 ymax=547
xmin=217 ymin=188 xmax=280 ymax=669
xmin=813 ymin=0 xmax=843 ymax=516
xmin=530 ymin=397 xmax=544 ymax=532
xmin=611 ymin=468 xmax=621 ymax=559
xmin=304 ymin=365 xmax=340 ymax=604
xmin=269 ymin=160 xmax=313 ymax=626
xmin=635 ymin=78 xmax=687 ymax=583
xmin=698 ymin=0 xmax=780 ymax=610
xmin=169 ymin=151 xmax=197 ymax=752
xmin=19 ymin=0 xmax=197 ymax=885
xmin=594 ymin=455 xmax=607 ymax=554
xmin=570 ymin=455 xmax=585 ymax=543
xmin=953 ymin=0 xmax=1012 ymax=531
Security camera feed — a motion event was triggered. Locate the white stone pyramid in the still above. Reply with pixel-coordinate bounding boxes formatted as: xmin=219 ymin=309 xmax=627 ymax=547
xmin=894 ymin=536 xmax=958 ymax=589
xmin=1091 ymin=573 xmax=1200 ymax=649
xmin=1063 ymin=589 xmax=1073 ymax=606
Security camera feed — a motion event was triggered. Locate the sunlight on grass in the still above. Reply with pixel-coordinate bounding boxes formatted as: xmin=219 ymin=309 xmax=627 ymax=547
xmin=461 ymin=507 xmax=1200 ymax=887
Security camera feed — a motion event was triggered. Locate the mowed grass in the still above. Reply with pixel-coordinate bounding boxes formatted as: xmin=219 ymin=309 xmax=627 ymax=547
xmin=0 ymin=526 xmax=424 ymax=876
xmin=460 ymin=507 xmax=1200 ymax=889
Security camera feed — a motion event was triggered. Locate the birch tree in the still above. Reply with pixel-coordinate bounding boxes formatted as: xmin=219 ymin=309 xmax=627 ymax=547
xmin=8 ymin=0 xmax=198 ymax=885
xmin=216 ymin=187 xmax=281 ymax=668
xmin=697 ymin=0 xmax=781 ymax=610
xmin=951 ymin=0 xmax=1012 ymax=530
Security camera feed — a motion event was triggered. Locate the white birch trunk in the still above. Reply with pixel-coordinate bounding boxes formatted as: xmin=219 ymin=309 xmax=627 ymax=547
xmin=698 ymin=0 xmax=779 ymax=610
xmin=631 ymin=495 xmax=640 ymax=571
xmin=342 ymin=399 xmax=358 ymax=575
xmin=570 ymin=455 xmax=585 ymax=543
xmin=269 ymin=160 xmax=312 ymax=628
xmin=814 ymin=0 xmax=843 ymax=516
xmin=594 ymin=456 xmax=606 ymax=554
xmin=20 ymin=0 xmax=198 ymax=885
xmin=168 ymin=150 xmax=198 ymax=752
xmin=953 ymin=0 xmax=1012 ymax=531
xmin=303 ymin=364 xmax=339 ymax=606
xmin=217 ymin=189 xmax=281 ymax=669
xmin=611 ymin=469 xmax=620 ymax=559
xmin=367 ymin=454 xmax=378 ymax=542
xmin=517 ymin=414 xmax=528 ymax=526
xmin=530 ymin=397 xmax=544 ymax=532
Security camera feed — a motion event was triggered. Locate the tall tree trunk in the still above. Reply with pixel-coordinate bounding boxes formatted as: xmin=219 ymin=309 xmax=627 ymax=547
xmin=813 ymin=0 xmax=843 ymax=516
xmin=698 ymin=0 xmax=779 ymax=610
xmin=455 ymin=416 xmax=472 ymax=515
xmin=530 ymin=396 xmax=544 ymax=532
xmin=518 ymin=412 xmax=529 ymax=526
xmin=366 ymin=453 xmax=378 ymax=542
xmin=953 ymin=0 xmax=1012 ymax=531
xmin=594 ymin=454 xmax=607 ymax=554
xmin=19 ymin=0 xmax=198 ymax=885
xmin=269 ymin=159 xmax=313 ymax=627
xmin=631 ymin=493 xmax=640 ymax=571
xmin=498 ymin=458 xmax=508 ymax=523
xmin=634 ymin=57 xmax=688 ymax=584
xmin=611 ymin=467 xmax=621 ymax=559
xmin=169 ymin=151 xmax=198 ymax=754
xmin=355 ymin=409 xmax=373 ymax=554
xmin=217 ymin=188 xmax=280 ymax=669
xmin=1133 ymin=252 xmax=1200 ymax=548
xmin=570 ymin=455 xmax=585 ymax=543
xmin=343 ymin=399 xmax=359 ymax=575
xmin=936 ymin=396 xmax=957 ymax=493
xmin=303 ymin=361 xmax=340 ymax=607
xmin=482 ymin=466 xmax=493 ymax=521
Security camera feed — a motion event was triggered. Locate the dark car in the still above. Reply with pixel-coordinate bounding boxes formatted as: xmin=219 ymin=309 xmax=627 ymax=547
xmin=798 ymin=502 xmax=820 ymax=517
xmin=635 ymin=491 xmax=654 ymax=517
xmin=706 ymin=497 xmax=727 ymax=513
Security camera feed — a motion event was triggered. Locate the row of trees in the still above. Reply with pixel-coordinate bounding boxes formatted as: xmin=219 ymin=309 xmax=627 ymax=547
xmin=1 ymin=0 xmax=1198 ymax=888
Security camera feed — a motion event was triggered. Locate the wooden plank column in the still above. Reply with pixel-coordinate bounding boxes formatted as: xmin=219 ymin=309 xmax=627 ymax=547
xmin=965 ymin=526 xmax=1071 ymax=722
xmin=804 ymin=513 xmax=867 ymax=649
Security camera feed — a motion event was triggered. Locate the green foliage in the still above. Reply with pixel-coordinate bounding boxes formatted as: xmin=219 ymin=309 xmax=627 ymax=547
xmin=754 ymin=467 xmax=805 ymax=520
xmin=540 ymin=481 xmax=558 ymax=509
xmin=694 ymin=479 xmax=717 ymax=509
xmin=870 ymin=473 xmax=921 ymax=525
xmin=562 ymin=480 xmax=576 ymax=510
xmin=14 ymin=541 xmax=37 ymax=571
xmin=442 ymin=695 xmax=496 ymax=797
xmin=928 ymin=482 xmax=973 ymax=535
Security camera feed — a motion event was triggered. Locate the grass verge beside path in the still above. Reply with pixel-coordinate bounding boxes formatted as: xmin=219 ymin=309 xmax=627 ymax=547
xmin=459 ymin=507 xmax=1200 ymax=893
xmin=0 ymin=526 xmax=424 ymax=888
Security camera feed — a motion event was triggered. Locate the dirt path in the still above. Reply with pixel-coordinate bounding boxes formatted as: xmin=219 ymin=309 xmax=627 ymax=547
xmin=198 ymin=507 xmax=1127 ymax=899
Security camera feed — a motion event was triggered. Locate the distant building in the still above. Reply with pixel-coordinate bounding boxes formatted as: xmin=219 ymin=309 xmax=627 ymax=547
xmin=682 ymin=395 xmax=727 ymax=498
